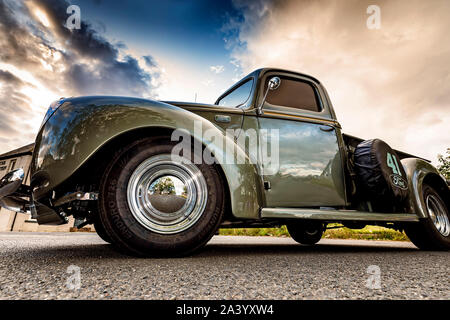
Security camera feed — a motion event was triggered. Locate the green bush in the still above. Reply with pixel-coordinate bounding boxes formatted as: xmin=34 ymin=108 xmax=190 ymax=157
xmin=219 ymin=225 xmax=409 ymax=241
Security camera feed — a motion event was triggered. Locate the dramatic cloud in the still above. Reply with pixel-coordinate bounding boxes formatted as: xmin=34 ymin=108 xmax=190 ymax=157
xmin=0 ymin=0 xmax=160 ymax=152
xmin=143 ymin=55 xmax=158 ymax=68
xmin=0 ymin=70 xmax=36 ymax=145
xmin=227 ymin=0 xmax=450 ymax=163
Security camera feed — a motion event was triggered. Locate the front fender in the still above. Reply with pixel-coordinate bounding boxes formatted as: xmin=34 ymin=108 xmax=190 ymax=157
xmin=401 ymin=158 xmax=449 ymax=218
xmin=31 ymin=96 xmax=262 ymax=219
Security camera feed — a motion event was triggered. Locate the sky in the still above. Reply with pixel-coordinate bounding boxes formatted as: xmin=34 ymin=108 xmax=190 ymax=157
xmin=0 ymin=0 xmax=449 ymax=164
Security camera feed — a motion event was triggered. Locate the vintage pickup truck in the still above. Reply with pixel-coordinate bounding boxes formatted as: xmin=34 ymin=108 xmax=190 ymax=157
xmin=0 ymin=68 xmax=448 ymax=255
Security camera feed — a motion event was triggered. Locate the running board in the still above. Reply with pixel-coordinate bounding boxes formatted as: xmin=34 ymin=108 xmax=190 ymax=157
xmin=261 ymin=208 xmax=420 ymax=222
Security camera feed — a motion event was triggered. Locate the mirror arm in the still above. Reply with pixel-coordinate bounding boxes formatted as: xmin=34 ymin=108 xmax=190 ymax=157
xmin=256 ymin=76 xmax=281 ymax=115
xmin=257 ymin=87 xmax=270 ymax=115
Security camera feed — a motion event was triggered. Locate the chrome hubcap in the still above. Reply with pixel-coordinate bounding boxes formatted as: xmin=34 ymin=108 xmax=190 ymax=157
xmin=426 ymin=194 xmax=450 ymax=237
xmin=127 ymin=154 xmax=207 ymax=234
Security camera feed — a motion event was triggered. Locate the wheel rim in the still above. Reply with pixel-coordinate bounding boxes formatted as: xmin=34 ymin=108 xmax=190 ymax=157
xmin=426 ymin=194 xmax=450 ymax=237
xmin=127 ymin=154 xmax=208 ymax=234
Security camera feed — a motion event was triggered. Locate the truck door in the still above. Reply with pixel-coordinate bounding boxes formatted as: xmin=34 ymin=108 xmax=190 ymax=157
xmin=254 ymin=72 xmax=346 ymax=208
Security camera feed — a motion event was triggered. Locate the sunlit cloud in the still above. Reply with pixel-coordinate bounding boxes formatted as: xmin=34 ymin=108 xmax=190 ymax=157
xmin=33 ymin=8 xmax=50 ymax=27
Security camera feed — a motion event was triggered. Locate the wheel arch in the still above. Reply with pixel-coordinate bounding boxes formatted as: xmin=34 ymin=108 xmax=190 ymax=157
xmin=62 ymin=126 xmax=234 ymax=218
xmin=423 ymin=172 xmax=450 ymax=209
xmin=402 ymin=158 xmax=449 ymax=218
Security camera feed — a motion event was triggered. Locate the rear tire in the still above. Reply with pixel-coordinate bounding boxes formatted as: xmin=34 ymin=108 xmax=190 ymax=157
xmin=404 ymin=184 xmax=450 ymax=250
xmin=97 ymin=137 xmax=225 ymax=256
xmin=287 ymin=221 xmax=324 ymax=245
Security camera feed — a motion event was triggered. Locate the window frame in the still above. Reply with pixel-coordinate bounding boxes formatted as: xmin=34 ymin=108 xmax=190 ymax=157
xmin=268 ymin=76 xmax=323 ymax=113
xmin=264 ymin=75 xmax=323 ymax=112
xmin=255 ymin=71 xmax=332 ymax=119
xmin=215 ymin=77 xmax=255 ymax=109
xmin=8 ymin=159 xmax=17 ymax=172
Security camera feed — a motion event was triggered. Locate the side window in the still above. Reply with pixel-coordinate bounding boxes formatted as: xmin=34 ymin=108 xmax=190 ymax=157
xmin=217 ymin=79 xmax=254 ymax=108
xmin=266 ymin=77 xmax=321 ymax=112
xmin=8 ymin=159 xmax=16 ymax=172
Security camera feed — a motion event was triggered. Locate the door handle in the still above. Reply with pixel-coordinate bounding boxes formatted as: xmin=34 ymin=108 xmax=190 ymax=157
xmin=319 ymin=125 xmax=334 ymax=132
xmin=215 ymin=115 xmax=231 ymax=123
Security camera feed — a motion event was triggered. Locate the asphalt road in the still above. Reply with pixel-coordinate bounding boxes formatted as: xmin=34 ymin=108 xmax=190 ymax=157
xmin=0 ymin=232 xmax=448 ymax=300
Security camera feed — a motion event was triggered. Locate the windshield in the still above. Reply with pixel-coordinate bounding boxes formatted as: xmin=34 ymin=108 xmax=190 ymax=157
xmin=217 ymin=78 xmax=254 ymax=108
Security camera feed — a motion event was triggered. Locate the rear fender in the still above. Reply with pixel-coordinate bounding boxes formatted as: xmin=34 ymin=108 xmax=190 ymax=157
xmin=401 ymin=158 xmax=449 ymax=218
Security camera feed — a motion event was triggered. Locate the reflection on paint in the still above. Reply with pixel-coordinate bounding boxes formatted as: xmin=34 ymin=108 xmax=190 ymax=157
xmin=259 ymin=118 xmax=345 ymax=207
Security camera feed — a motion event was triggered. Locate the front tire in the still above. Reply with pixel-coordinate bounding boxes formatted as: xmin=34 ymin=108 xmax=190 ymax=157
xmin=92 ymin=214 xmax=112 ymax=244
xmin=97 ymin=138 xmax=225 ymax=256
xmin=404 ymin=183 xmax=450 ymax=250
xmin=287 ymin=221 xmax=324 ymax=245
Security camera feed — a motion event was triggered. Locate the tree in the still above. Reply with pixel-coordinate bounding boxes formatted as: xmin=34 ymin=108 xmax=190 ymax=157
xmin=151 ymin=177 xmax=176 ymax=195
xmin=437 ymin=148 xmax=450 ymax=179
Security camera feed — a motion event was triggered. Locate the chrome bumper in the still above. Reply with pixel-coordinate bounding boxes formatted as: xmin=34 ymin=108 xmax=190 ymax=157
xmin=0 ymin=169 xmax=71 ymax=225
xmin=0 ymin=168 xmax=32 ymax=213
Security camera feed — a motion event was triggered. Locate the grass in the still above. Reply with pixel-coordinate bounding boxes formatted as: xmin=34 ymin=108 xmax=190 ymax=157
xmin=219 ymin=224 xmax=410 ymax=241
xmin=322 ymin=225 xmax=409 ymax=241
xmin=219 ymin=226 xmax=291 ymax=237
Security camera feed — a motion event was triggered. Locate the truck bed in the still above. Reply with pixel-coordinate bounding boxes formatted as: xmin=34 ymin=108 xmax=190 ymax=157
xmin=342 ymin=133 xmax=429 ymax=162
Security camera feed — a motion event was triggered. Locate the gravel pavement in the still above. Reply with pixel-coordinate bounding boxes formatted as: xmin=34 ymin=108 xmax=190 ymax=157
xmin=0 ymin=232 xmax=448 ymax=300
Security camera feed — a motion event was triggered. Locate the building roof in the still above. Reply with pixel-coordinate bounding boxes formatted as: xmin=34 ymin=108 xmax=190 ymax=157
xmin=0 ymin=143 xmax=35 ymax=160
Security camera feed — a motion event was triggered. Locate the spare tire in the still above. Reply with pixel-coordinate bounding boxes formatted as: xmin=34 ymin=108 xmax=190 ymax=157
xmin=354 ymin=139 xmax=409 ymax=206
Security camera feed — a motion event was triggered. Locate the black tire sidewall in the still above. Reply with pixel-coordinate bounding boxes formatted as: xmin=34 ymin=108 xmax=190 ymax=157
xmin=420 ymin=185 xmax=450 ymax=248
xmin=98 ymin=139 xmax=224 ymax=256
xmin=93 ymin=218 xmax=112 ymax=243
xmin=287 ymin=221 xmax=323 ymax=245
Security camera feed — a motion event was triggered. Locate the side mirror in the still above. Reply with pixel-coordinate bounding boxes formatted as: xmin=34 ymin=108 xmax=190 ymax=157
xmin=257 ymin=76 xmax=281 ymax=115
xmin=268 ymin=76 xmax=281 ymax=90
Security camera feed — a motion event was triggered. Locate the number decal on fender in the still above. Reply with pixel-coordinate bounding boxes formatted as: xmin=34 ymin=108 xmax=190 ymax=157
xmin=387 ymin=152 xmax=407 ymax=190
xmin=387 ymin=152 xmax=402 ymax=176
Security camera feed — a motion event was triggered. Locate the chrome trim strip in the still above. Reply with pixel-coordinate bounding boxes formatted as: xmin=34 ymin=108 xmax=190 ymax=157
xmin=262 ymin=111 xmax=340 ymax=127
